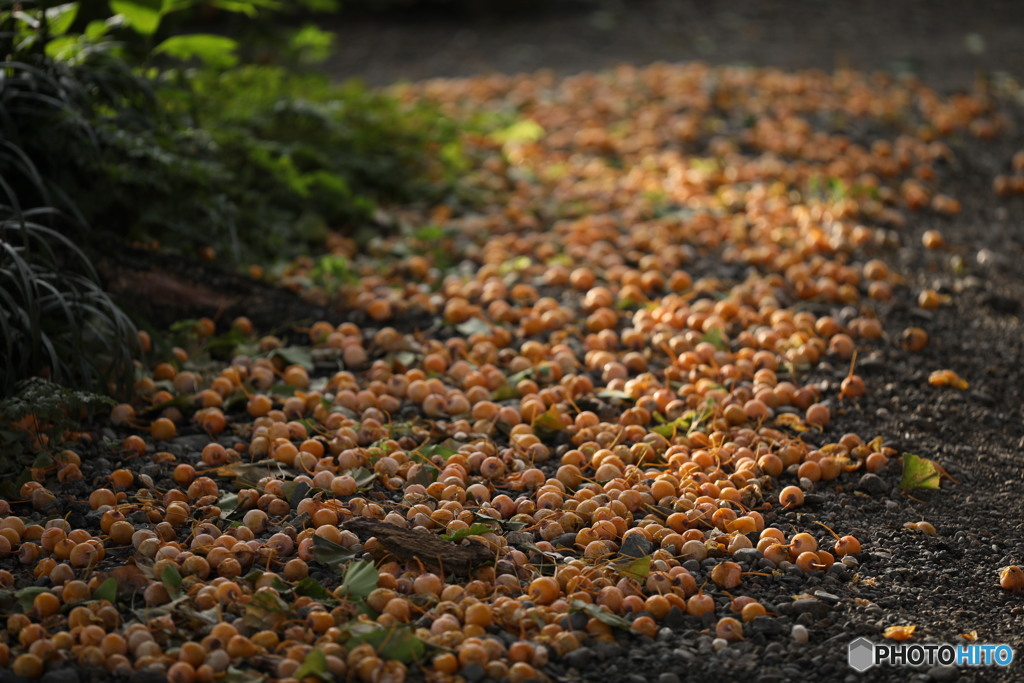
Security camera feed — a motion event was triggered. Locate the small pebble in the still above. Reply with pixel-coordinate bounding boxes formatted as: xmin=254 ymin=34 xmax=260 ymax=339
xmin=791 ymin=624 xmax=809 ymax=643
xmin=857 ymin=473 xmax=887 ymax=495
xmin=927 ymin=665 xmax=959 ymax=682
xmin=712 ymin=637 xmax=729 ymax=651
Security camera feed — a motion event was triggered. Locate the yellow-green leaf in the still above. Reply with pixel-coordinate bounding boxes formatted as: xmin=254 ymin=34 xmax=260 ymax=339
xmin=900 ymin=453 xmax=942 ymax=490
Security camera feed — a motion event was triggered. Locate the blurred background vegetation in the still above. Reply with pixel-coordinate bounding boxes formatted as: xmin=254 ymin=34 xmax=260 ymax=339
xmin=0 ymin=0 xmax=472 ymax=398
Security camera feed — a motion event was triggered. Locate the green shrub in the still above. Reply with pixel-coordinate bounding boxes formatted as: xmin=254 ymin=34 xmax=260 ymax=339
xmin=1 ymin=1 xmax=468 ymax=395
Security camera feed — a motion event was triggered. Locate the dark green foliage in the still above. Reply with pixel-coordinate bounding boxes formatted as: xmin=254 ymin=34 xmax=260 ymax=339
xmin=3 ymin=39 xmax=464 ymax=265
xmin=1 ymin=1 xmax=469 ymax=396
xmin=0 ymin=377 xmax=114 ymax=484
xmin=0 ymin=210 xmax=139 ymax=395
xmin=0 ymin=54 xmax=140 ymax=395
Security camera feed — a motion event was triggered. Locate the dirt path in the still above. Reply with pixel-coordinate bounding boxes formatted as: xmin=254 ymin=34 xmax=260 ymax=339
xmin=323 ymin=0 xmax=1024 ymax=90
xmin=319 ymin=4 xmax=1024 ymax=681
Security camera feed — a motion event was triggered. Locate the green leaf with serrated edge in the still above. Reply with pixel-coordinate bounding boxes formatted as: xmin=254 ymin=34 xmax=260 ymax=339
xmin=900 ymin=453 xmax=942 ymax=490
xmin=341 ymin=560 xmax=378 ymax=600
xmin=441 ymin=524 xmax=492 ymax=542
xmin=312 ymin=534 xmax=356 ymax=569
xmin=293 ymin=648 xmax=331 ymax=681
xmin=569 ymin=600 xmax=632 ymax=630
xmin=93 ymin=578 xmax=117 ymax=603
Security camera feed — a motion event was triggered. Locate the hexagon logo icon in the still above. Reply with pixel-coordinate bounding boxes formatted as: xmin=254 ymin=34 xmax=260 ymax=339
xmin=848 ymin=637 xmax=876 ymax=672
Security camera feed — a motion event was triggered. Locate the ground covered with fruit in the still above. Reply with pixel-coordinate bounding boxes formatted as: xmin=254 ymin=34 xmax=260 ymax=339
xmin=4 ymin=9 xmax=1024 ymax=683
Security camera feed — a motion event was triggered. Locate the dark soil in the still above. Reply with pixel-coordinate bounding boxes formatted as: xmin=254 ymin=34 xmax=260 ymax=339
xmin=323 ymin=0 xmax=1024 ymax=90
xmin=320 ymin=3 xmax=1024 ymax=682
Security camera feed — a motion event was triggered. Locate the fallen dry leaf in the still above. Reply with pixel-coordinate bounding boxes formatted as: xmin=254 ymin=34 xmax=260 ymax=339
xmin=883 ymin=625 xmax=917 ymax=641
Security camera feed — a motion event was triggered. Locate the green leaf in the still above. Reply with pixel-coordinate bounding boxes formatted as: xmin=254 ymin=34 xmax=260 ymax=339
xmin=294 ymin=577 xmax=334 ymax=601
xmin=491 ymin=119 xmax=545 ymax=145
xmin=569 ymin=600 xmax=632 ymax=630
xmin=499 ymin=255 xmax=532 ymax=275
xmin=45 ymin=35 xmax=81 ymax=60
xmin=31 ymin=452 xmax=54 ymax=469
xmin=45 ymin=3 xmax=80 ymax=36
xmin=269 ymin=346 xmax=314 ymax=371
xmin=161 ymin=564 xmax=183 ymax=593
xmin=700 ymin=327 xmax=728 ymax=351
xmin=533 ymin=406 xmax=567 ymax=439
xmin=154 ymin=34 xmax=239 ymax=68
xmin=506 ymin=368 xmax=535 ymax=385
xmin=243 ymin=589 xmax=290 ymax=628
xmin=406 ymin=462 xmax=438 ymax=487
xmin=218 ymin=492 xmax=239 ymax=516
xmin=281 ymin=481 xmax=311 ymax=509
xmin=312 ymin=534 xmax=356 ymax=569
xmin=110 ymin=0 xmax=164 ymax=34
xmin=455 ymin=318 xmax=490 ymax=337
xmin=899 ymin=453 xmax=942 ymax=490
xmin=344 ymin=623 xmax=426 ymax=663
xmin=15 ymin=587 xmax=49 ymax=612
xmin=595 ymin=389 xmax=635 ymax=402
xmin=347 ymin=467 xmax=376 ymax=489
xmin=293 ymin=648 xmax=331 ymax=681
xmin=85 ymin=19 xmax=112 ymax=39
xmin=289 ymin=23 xmax=334 ymax=64
xmin=472 ymin=510 xmax=526 ymax=531
xmin=93 ymin=578 xmax=118 ymax=603
xmin=224 ymin=667 xmax=265 ymax=683
xmin=415 ymin=444 xmax=458 ymax=461
xmin=441 ymin=524 xmax=492 ymax=542
xmin=612 ymin=555 xmax=651 ymax=582
xmin=341 ymin=560 xmax=378 ymax=600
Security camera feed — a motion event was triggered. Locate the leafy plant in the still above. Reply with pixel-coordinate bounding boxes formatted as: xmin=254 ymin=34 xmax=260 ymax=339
xmin=0 ymin=210 xmax=138 ymax=394
xmin=0 ymin=377 xmax=114 ymax=486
